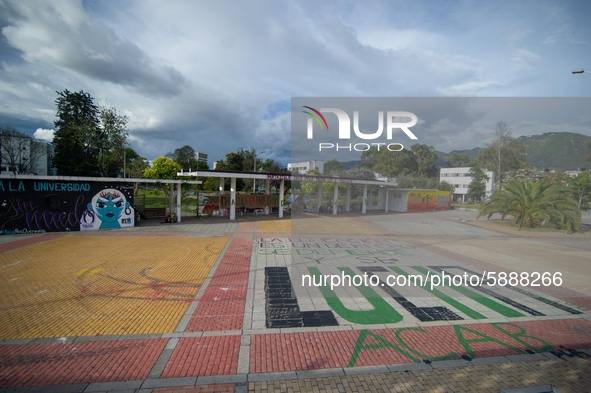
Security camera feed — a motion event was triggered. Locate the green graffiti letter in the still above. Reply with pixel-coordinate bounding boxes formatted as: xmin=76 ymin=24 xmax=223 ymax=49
xmin=308 ymin=267 xmax=403 ymax=325
xmin=453 ymin=325 xmax=524 ymax=359
xmin=348 ymin=329 xmax=418 ymax=367
xmin=395 ymin=328 xmax=457 ymax=361
xmin=491 ymin=323 xmax=552 ymax=353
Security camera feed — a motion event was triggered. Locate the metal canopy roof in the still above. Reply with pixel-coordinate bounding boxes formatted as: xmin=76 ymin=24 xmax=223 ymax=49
xmin=177 ymin=169 xmax=397 ymax=187
xmin=0 ymin=174 xmax=202 ymax=184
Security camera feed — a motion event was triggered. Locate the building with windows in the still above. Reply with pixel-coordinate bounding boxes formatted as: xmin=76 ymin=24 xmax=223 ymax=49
xmin=439 ymin=167 xmax=495 ymax=202
xmin=194 ymin=152 xmax=208 ymax=164
xmin=0 ymin=137 xmax=55 ymax=176
xmin=287 ymin=160 xmax=324 ymax=174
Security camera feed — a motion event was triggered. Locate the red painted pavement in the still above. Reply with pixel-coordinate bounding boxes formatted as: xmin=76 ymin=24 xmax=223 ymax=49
xmin=250 ymin=318 xmax=591 ymax=373
xmin=161 ymin=336 xmax=240 ymax=378
xmin=0 ymin=339 xmax=167 ymax=388
xmin=0 ymin=234 xmax=63 ymax=253
xmin=185 ymin=237 xmax=252 ymax=331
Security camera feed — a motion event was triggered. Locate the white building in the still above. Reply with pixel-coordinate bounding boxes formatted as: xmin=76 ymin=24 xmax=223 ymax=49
xmin=287 ymin=160 xmax=324 ymax=174
xmin=1 ymin=138 xmax=55 ymax=176
xmin=439 ymin=167 xmax=495 ymax=202
xmin=194 ymin=152 xmax=208 ymax=164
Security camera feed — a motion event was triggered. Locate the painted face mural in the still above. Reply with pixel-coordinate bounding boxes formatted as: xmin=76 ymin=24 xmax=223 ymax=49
xmin=84 ymin=189 xmax=133 ymax=230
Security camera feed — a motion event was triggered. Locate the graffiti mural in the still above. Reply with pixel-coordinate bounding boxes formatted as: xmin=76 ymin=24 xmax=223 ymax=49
xmin=407 ymin=191 xmax=450 ymax=212
xmin=0 ymin=179 xmax=134 ymax=234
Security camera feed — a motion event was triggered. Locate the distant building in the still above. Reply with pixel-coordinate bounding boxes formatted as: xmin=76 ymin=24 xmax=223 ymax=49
xmin=0 ymin=138 xmax=55 ymax=176
xmin=287 ymin=160 xmax=324 ymax=174
xmin=194 ymin=152 xmax=208 ymax=164
xmin=439 ymin=167 xmax=495 ymax=202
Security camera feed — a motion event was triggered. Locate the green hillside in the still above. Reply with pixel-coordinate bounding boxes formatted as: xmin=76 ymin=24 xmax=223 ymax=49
xmin=337 ymin=132 xmax=591 ymax=171
xmin=519 ymin=132 xmax=590 ymax=170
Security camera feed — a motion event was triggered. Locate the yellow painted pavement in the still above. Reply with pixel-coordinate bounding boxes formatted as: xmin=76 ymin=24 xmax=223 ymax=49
xmin=258 ymin=217 xmax=380 ymax=235
xmin=0 ymin=236 xmax=227 ymax=339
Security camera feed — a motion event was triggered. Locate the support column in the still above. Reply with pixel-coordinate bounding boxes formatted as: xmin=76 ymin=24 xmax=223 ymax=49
xmin=346 ymin=184 xmax=351 ymax=212
xmin=317 ymin=181 xmax=323 ymax=212
xmin=230 ymin=177 xmax=236 ymax=221
xmin=369 ymin=188 xmax=373 ymax=210
xmin=279 ymin=179 xmax=284 ymax=218
xmin=265 ymin=179 xmax=271 ymax=194
xmin=169 ymin=183 xmax=174 ymax=216
xmin=385 ymin=189 xmax=389 ymax=213
xmin=362 ymin=184 xmax=367 ymax=214
xmin=333 ymin=182 xmax=338 ymax=215
xmin=219 ymin=177 xmax=225 ymax=215
xmin=176 ymin=183 xmax=181 ymax=223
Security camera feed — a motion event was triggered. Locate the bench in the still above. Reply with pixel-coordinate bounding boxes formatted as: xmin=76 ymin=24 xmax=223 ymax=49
xmin=143 ymin=207 xmax=166 ymax=218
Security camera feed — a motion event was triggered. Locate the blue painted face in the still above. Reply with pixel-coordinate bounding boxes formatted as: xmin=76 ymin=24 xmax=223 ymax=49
xmin=91 ymin=191 xmax=128 ymax=223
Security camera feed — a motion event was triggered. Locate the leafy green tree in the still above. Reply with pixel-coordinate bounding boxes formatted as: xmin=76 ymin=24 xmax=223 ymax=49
xmin=361 ymin=146 xmax=417 ymax=178
xmin=167 ymin=145 xmax=202 ymax=170
xmin=467 ymin=167 xmax=489 ymax=202
xmin=567 ymin=171 xmax=591 ymax=210
xmin=543 ymin=170 xmax=570 ymax=188
xmin=477 ymin=121 xmax=527 ymax=184
xmin=0 ymin=126 xmax=46 ymax=175
xmin=439 ymin=180 xmax=455 ymax=193
xmin=53 ymin=90 xmax=128 ymax=176
xmin=53 ymin=89 xmax=100 ymax=176
xmin=97 ymin=105 xmax=129 ymax=177
xmin=478 ymin=178 xmax=582 ymax=233
xmin=411 ymin=143 xmax=438 ymax=177
xmin=213 ymin=153 xmax=246 ymax=190
xmin=585 ymin=139 xmax=591 ymax=163
xmin=143 ymin=156 xmax=182 ymax=212
xmin=447 ymin=153 xmax=470 ymax=167
xmin=324 ymin=159 xmax=344 ymax=174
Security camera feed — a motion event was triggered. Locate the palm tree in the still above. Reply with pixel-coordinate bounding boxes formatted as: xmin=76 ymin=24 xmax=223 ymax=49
xmin=478 ymin=177 xmax=582 ymax=233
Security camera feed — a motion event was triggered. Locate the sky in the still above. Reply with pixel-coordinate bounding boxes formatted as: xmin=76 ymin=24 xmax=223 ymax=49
xmin=1 ymin=0 xmax=590 ymax=167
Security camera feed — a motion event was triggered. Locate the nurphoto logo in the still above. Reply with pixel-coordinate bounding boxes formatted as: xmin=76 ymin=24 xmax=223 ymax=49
xmin=302 ymin=106 xmax=418 ymax=153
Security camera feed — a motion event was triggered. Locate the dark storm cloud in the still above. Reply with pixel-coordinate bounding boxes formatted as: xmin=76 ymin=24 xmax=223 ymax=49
xmin=1 ymin=1 xmax=187 ymax=96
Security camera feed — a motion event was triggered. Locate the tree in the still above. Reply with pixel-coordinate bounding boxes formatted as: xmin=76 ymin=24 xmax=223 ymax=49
xmin=361 ymin=146 xmax=417 ymax=178
xmin=167 ymin=145 xmax=201 ymax=170
xmin=143 ymin=157 xmax=182 ymax=213
xmin=411 ymin=144 xmax=438 ymax=177
xmin=467 ymin=167 xmax=489 ymax=202
xmin=447 ymin=153 xmax=470 ymax=167
xmin=97 ymin=105 xmax=129 ymax=177
xmin=53 ymin=89 xmax=100 ymax=176
xmin=567 ymin=171 xmax=591 ymax=210
xmin=477 ymin=121 xmax=527 ymax=184
xmin=324 ymin=159 xmax=344 ymax=174
xmin=1 ymin=126 xmax=46 ymax=175
xmin=478 ymin=178 xmax=582 ymax=233
xmin=212 ymin=152 xmax=246 ymax=190
xmin=543 ymin=170 xmax=570 ymax=188
xmin=439 ymin=180 xmax=455 ymax=193
xmin=52 ymin=90 xmax=128 ymax=177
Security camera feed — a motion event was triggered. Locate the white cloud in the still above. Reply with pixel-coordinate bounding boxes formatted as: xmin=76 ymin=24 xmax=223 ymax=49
xmin=34 ymin=128 xmax=54 ymax=142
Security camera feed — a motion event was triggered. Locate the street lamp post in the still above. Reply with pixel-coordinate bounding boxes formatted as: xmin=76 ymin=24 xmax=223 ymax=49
xmin=253 ymin=149 xmax=265 ymax=193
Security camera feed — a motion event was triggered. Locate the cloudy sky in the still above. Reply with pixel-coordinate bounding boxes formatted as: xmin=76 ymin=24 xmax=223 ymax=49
xmin=1 ymin=0 xmax=590 ymax=166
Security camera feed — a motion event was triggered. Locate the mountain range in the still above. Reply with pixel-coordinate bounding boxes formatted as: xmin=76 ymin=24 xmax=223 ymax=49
xmin=341 ymin=132 xmax=590 ymax=171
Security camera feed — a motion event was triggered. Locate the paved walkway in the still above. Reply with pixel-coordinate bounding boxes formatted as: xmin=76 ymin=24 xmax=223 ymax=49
xmin=0 ymin=211 xmax=590 ymax=392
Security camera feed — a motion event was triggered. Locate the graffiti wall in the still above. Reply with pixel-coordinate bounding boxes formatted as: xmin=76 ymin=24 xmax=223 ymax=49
xmin=407 ymin=191 xmax=450 ymax=212
xmin=203 ymin=194 xmax=280 ymax=213
xmin=0 ymin=179 xmax=134 ymax=235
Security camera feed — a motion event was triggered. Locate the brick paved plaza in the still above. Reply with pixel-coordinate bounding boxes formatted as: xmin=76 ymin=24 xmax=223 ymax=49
xmin=1 ymin=210 xmax=590 ymax=392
